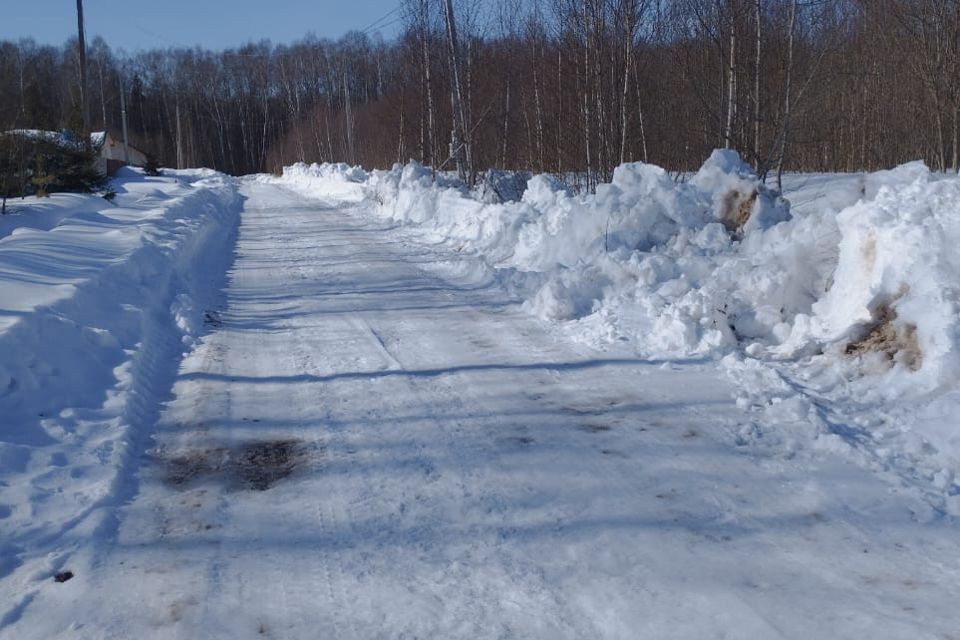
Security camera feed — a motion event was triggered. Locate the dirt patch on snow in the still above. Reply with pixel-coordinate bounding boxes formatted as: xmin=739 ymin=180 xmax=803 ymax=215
xmin=720 ymin=188 xmax=757 ymax=238
xmin=499 ymin=435 xmax=535 ymax=448
xmin=235 ymin=440 xmax=302 ymax=490
xmin=845 ymin=300 xmax=922 ymax=371
xmin=162 ymin=439 xmax=307 ymax=491
xmin=165 ymin=446 xmax=228 ymax=486
xmin=577 ymin=423 xmax=612 ymax=433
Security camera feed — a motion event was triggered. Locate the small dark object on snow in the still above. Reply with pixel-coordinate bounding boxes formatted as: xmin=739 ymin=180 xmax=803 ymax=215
xmin=54 ymin=571 xmax=74 ymax=583
xmin=163 ymin=439 xmax=305 ymax=491
xmin=143 ymin=155 xmax=162 ymax=177
xmin=578 ymin=423 xmax=612 ymax=433
xmin=236 ymin=440 xmax=299 ymax=491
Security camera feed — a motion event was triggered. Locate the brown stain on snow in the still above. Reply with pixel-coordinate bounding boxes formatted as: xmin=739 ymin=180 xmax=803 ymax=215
xmin=720 ymin=188 xmax=758 ymax=238
xmin=161 ymin=439 xmax=307 ymax=491
xmin=845 ymin=293 xmax=922 ymax=372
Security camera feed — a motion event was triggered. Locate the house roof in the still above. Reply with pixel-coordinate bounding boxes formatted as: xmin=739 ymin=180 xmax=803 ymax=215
xmin=4 ymin=129 xmax=105 ymax=148
xmin=4 ymin=129 xmax=148 ymax=158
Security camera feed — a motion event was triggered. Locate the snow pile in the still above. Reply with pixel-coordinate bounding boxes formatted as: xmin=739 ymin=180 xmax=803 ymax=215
xmin=273 ymin=162 xmax=369 ymax=204
xmin=276 ymin=152 xmax=794 ymax=352
xmin=275 ymin=154 xmax=960 ymax=391
xmin=779 ymin=164 xmax=959 ymax=379
xmin=477 ymin=168 xmax=533 ymax=204
xmin=0 ymin=168 xmax=241 ymax=581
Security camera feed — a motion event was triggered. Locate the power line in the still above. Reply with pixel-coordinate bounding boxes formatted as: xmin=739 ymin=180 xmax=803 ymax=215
xmin=108 ymin=5 xmax=405 ymax=59
xmin=361 ymin=5 xmax=403 ymax=34
xmin=365 ymin=17 xmax=405 ymax=36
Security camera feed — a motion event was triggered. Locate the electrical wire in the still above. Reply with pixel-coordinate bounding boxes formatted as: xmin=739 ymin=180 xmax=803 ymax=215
xmin=112 ymin=3 xmax=405 ymax=58
xmin=365 ymin=16 xmax=405 ymax=35
xmin=360 ymin=5 xmax=403 ymax=34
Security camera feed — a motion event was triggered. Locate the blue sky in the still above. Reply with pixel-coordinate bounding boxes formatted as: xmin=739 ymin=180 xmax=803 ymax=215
xmin=0 ymin=0 xmax=403 ymax=51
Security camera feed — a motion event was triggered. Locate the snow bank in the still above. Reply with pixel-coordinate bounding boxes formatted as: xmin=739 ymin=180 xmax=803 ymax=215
xmin=0 ymin=168 xmax=241 ymax=582
xmin=780 ymin=164 xmax=960 ymax=378
xmin=276 ymin=152 xmax=793 ymax=352
xmin=272 ymin=162 xmax=369 ymax=204
xmin=277 ymin=154 xmax=960 ymax=383
xmin=274 ymin=154 xmax=960 ymax=475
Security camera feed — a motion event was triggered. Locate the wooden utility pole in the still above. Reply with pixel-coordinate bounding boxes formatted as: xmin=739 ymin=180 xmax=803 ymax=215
xmin=76 ymin=0 xmax=91 ymax=142
xmin=119 ymin=73 xmax=130 ymax=164
xmin=441 ymin=0 xmax=472 ymax=184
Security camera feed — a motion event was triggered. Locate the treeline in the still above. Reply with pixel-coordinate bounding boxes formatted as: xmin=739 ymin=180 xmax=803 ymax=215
xmin=1 ymin=0 xmax=958 ymax=187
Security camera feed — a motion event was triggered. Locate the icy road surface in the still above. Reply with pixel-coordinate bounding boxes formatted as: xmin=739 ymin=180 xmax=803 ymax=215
xmin=8 ymin=181 xmax=960 ymax=639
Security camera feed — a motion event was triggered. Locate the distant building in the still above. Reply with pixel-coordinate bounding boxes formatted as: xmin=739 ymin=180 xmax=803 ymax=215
xmin=91 ymin=130 xmax=149 ymax=176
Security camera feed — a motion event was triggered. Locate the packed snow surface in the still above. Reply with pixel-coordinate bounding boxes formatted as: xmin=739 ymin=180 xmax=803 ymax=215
xmin=2 ymin=156 xmax=960 ymax=638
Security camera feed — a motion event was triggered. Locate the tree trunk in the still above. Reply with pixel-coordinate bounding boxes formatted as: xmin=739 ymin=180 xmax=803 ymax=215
xmin=175 ymin=99 xmax=184 ymax=170
xmin=593 ymin=1 xmax=610 ymax=182
xmin=343 ymin=72 xmax=355 ymax=164
xmin=557 ymin=47 xmax=563 ymax=174
xmin=776 ymin=0 xmax=798 ymax=191
xmin=931 ymin=85 xmax=946 ymax=172
xmin=533 ymin=43 xmax=545 ymax=173
xmin=754 ymin=0 xmax=762 ymax=174
xmin=633 ymin=59 xmax=649 ymax=163
xmin=582 ymin=0 xmax=594 ymax=191
xmin=953 ymin=101 xmax=959 ymax=172
xmin=324 ymin=104 xmax=334 ymax=162
xmin=398 ymin=91 xmax=406 ymax=164
xmin=724 ymin=6 xmax=737 ymax=151
xmin=620 ymin=0 xmax=634 ymax=165
xmin=500 ymin=79 xmax=511 ymax=168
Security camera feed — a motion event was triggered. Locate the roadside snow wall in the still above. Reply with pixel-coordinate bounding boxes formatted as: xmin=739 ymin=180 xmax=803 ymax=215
xmin=275 ymin=154 xmax=960 ymax=392
xmin=0 ymin=169 xmax=241 ymax=589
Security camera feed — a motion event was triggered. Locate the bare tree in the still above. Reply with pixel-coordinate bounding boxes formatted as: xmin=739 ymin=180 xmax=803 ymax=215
xmin=1 ymin=0 xmax=953 ymax=178
xmin=775 ymin=0 xmax=797 ymax=191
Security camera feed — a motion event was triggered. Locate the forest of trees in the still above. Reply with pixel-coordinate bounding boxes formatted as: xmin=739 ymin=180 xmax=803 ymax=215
xmin=1 ymin=0 xmax=958 ymax=192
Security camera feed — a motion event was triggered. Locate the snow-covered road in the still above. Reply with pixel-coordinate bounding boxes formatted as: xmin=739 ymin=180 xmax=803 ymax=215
xmin=8 ymin=181 xmax=960 ymax=639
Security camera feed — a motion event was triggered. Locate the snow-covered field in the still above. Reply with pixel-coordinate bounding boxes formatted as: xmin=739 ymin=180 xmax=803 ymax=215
xmin=2 ymin=157 xmax=960 ymax=638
